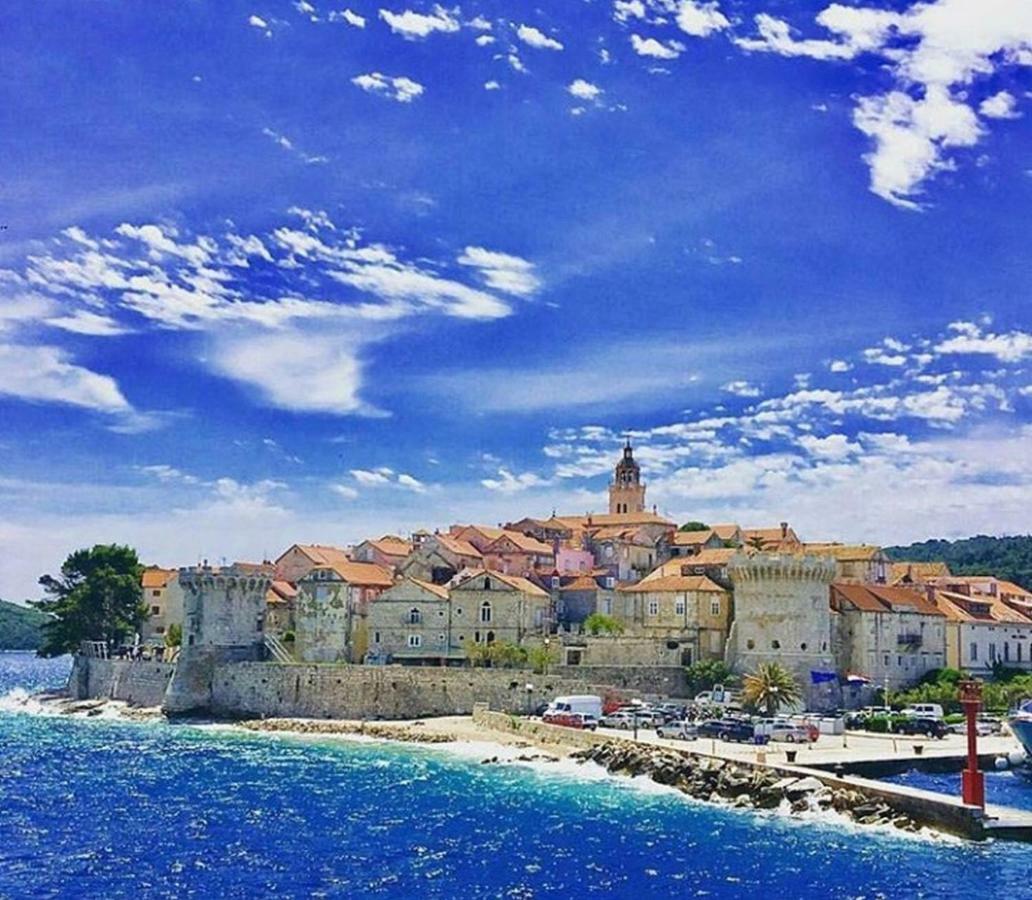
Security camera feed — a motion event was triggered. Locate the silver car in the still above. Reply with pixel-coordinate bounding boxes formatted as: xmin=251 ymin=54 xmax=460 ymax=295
xmin=656 ymin=720 xmax=699 ymax=741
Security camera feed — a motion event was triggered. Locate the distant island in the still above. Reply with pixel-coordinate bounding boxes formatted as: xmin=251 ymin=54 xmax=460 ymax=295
xmin=886 ymin=534 xmax=1032 ymax=592
xmin=0 ymin=599 xmax=51 ymax=651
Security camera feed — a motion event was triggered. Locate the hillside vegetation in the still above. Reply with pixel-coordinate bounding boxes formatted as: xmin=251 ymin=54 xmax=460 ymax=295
xmin=0 ymin=600 xmax=52 ymax=651
xmin=884 ymin=535 xmax=1032 ymax=592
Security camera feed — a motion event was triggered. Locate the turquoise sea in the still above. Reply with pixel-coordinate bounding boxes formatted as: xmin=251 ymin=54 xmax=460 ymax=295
xmin=1 ymin=651 xmax=1030 ymax=898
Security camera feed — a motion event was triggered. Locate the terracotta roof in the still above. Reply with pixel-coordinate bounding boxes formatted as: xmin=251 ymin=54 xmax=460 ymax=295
xmin=998 ymin=581 xmax=1032 ymax=599
xmin=559 ymin=574 xmax=604 ymax=592
xmin=309 ymin=560 xmax=394 ymax=587
xmin=804 ymin=543 xmax=885 ymax=562
xmin=232 ymin=560 xmax=276 ymax=575
xmin=934 ymin=589 xmax=1032 ymax=625
xmin=364 ymin=535 xmax=413 ymax=557
xmin=887 ymin=561 xmax=952 ymax=585
xmin=486 ymin=531 xmax=554 ymax=555
xmin=142 ymin=568 xmax=175 ymax=589
xmin=280 ymin=544 xmax=353 ymax=569
xmin=407 ymin=577 xmax=450 ymax=600
xmin=710 ymin=524 xmax=741 ymax=541
xmin=553 ymin=511 xmax=674 ymax=528
xmin=434 ymin=534 xmax=484 ymax=559
xmin=832 ymin=583 xmax=942 ymax=616
xmin=742 ymin=526 xmax=800 ymax=547
xmin=269 ymin=580 xmax=298 ymax=600
xmin=620 ymin=574 xmax=726 ymax=593
xmin=688 ymin=548 xmax=737 ymax=565
xmin=671 ymin=529 xmax=717 ymax=546
xmin=454 ymin=569 xmax=549 ymax=597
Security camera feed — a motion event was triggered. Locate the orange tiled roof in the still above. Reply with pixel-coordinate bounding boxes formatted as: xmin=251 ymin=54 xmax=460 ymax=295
xmin=408 ymin=577 xmax=450 ymax=600
xmin=434 ymin=534 xmax=484 ymax=559
xmin=832 ymin=583 xmax=942 ymax=616
xmin=486 ymin=531 xmax=554 ymax=555
xmin=454 ymin=568 xmax=549 ymax=597
xmin=689 ymin=548 xmax=737 ymax=565
xmin=280 ymin=544 xmax=353 ymax=569
xmin=365 ymin=535 xmax=413 ymax=557
xmin=710 ymin=524 xmax=741 ymax=541
xmin=620 ymin=574 xmax=726 ymax=594
xmin=269 ymin=579 xmax=298 ymax=600
xmin=142 ymin=568 xmax=174 ymax=589
xmin=887 ymin=561 xmax=952 ymax=585
xmin=804 ymin=543 xmax=885 ymax=562
xmin=933 ymin=589 xmax=1032 ymax=625
xmin=559 ymin=574 xmax=604 ymax=592
xmin=672 ymin=529 xmax=717 ymax=546
xmin=309 ymin=560 xmax=395 ymax=588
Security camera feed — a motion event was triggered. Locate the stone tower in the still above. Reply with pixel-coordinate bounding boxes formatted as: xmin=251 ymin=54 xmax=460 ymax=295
xmin=726 ymin=551 xmax=838 ymax=710
xmin=609 ymin=439 xmax=646 ymax=515
xmin=162 ymin=565 xmax=271 ymax=716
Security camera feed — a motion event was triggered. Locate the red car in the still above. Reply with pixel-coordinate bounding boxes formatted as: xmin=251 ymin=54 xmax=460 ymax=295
xmin=542 ymin=711 xmax=598 ymax=731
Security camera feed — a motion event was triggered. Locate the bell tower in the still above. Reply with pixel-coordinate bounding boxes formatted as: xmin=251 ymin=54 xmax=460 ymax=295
xmin=609 ymin=439 xmax=646 ymax=515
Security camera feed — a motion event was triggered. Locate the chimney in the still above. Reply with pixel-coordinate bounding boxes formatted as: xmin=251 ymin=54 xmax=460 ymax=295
xmin=780 ymin=522 xmax=788 ymax=539
xmin=925 ymin=585 xmax=936 ymax=605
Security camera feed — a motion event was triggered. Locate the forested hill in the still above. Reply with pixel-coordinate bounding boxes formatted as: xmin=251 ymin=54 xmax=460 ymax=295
xmin=0 ymin=600 xmax=51 ymax=651
xmin=884 ymin=535 xmax=1032 ymax=592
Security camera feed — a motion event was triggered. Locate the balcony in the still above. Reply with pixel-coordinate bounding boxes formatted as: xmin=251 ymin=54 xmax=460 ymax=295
xmin=897 ymin=633 xmax=922 ymax=648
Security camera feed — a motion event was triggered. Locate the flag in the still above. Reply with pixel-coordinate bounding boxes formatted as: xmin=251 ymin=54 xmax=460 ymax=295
xmin=810 ymin=670 xmax=837 ymax=684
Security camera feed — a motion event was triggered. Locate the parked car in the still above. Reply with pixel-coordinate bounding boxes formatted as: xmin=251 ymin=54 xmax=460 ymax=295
xmin=891 ymin=717 xmax=948 ymax=739
xmin=601 ymin=711 xmax=642 ymax=730
xmin=544 ymin=695 xmax=604 ymax=720
xmin=755 ymin=719 xmax=812 ymax=743
xmin=542 ymin=710 xmax=598 ymax=730
xmin=900 ymin=703 xmax=945 ymax=721
xmin=656 ymin=720 xmax=698 ymax=741
xmin=654 ymin=702 xmax=688 ymax=722
xmin=698 ymin=719 xmax=757 ymax=743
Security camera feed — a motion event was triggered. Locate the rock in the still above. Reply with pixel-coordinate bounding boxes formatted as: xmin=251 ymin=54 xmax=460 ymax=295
xmin=784 ymin=777 xmax=825 ymax=800
xmin=732 ymin=795 xmax=753 ymax=809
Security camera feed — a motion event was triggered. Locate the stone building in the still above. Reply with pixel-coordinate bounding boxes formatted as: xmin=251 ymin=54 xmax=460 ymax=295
xmin=804 ymin=544 xmax=890 ymax=584
xmin=552 ymin=573 xmax=617 ymax=630
xmin=399 ymin=534 xmax=483 ymax=584
xmin=350 ymin=535 xmax=413 ymax=571
xmin=140 ymin=567 xmax=184 ymax=646
xmin=448 ymin=569 xmax=551 ymax=647
xmin=590 ymin=525 xmax=661 ymax=582
xmin=295 ymin=561 xmax=394 ymax=663
xmin=887 ymin=561 xmax=951 ymax=586
xmin=609 ymin=439 xmax=646 ymax=514
xmin=265 ymin=579 xmax=298 ymax=639
xmin=740 ymin=523 xmax=801 ymax=551
xmin=164 ymin=565 xmax=271 ymax=715
xmin=275 ymin=543 xmax=353 ymax=584
xmin=831 ymin=583 xmax=946 ymax=690
xmin=929 ymin=578 xmax=1032 ymax=674
xmin=366 ymin=577 xmax=462 ymax=665
xmin=726 ymin=552 xmax=838 ymax=709
xmin=617 ymin=572 xmax=731 ymax=666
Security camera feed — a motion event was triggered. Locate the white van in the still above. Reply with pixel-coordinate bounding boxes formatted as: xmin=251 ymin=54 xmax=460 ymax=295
xmin=902 ymin=703 xmax=945 ymax=720
xmin=545 ymin=695 xmax=603 ymax=720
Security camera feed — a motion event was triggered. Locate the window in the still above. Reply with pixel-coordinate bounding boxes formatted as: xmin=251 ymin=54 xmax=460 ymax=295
xmin=474 ymin=631 xmax=480 ymax=643
xmin=151 ymin=605 xmax=161 ymax=615
xmin=800 ymin=642 xmax=807 ymax=651
xmin=486 ymin=631 xmax=495 ymax=643
xmin=407 ymin=634 xmax=422 ymax=648
xmin=675 ymin=598 xmax=686 ymax=616
xmin=480 ymin=602 xmax=492 ymax=623
xmin=710 ymin=598 xmax=720 ymax=616
xmin=989 ymin=643 xmax=997 ymax=662
xmin=746 ymin=639 xmax=755 ymax=650
xmin=152 ymin=589 xmax=161 ymax=597
xmin=970 ymin=642 xmax=978 ymax=661
xmin=373 ymin=631 xmax=381 ymax=644
xmin=606 ymin=576 xmax=615 ymax=588
xmin=647 ymin=599 xmax=659 ymax=616
xmin=438 ymin=609 xmax=445 ymax=617
xmin=601 ymin=597 xmax=612 ymax=615
xmin=483 ymin=577 xmax=491 ymax=590
xmin=155 ymin=626 xmax=165 ymax=634
xmin=455 ymin=608 xmax=462 ymax=617
xmin=1005 ymin=642 xmax=1010 ymax=662
xmin=771 ymin=640 xmax=780 ymax=650
xmin=409 ymin=608 xmax=422 ymax=624
xmin=438 ymin=633 xmax=446 ymax=645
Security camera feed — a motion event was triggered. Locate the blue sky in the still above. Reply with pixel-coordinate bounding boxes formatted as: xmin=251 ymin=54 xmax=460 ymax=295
xmin=1 ymin=0 xmax=1030 ymax=599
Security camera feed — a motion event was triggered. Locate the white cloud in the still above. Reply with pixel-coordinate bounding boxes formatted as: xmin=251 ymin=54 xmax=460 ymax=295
xmin=351 ymin=72 xmax=425 ymax=102
xmin=862 ymin=346 xmax=908 ymax=366
xmin=613 ymin=1 xmax=646 ymax=24
xmin=481 ymin=468 xmax=551 ymax=493
xmin=378 ymin=6 xmax=460 ymax=39
xmin=331 ymin=483 xmax=360 ymax=499
xmin=397 ymin=473 xmax=427 ymax=493
xmin=0 ymin=343 xmax=131 ymax=414
xmin=935 ymin=321 xmax=1032 ymax=363
xmin=516 ymin=24 xmax=564 ymax=51
xmin=484 ymin=79 xmax=500 ymax=90
xmin=630 ymin=34 xmax=685 ymax=59
xmin=676 ymin=1 xmax=730 ymax=38
xmin=476 ymin=34 xmax=495 ymax=46
xmin=456 ymin=246 xmax=540 ymax=296
xmin=568 ymin=79 xmax=602 ymax=102
xmin=980 ymin=90 xmax=1020 ymax=119
xmin=721 ymin=380 xmax=762 ymax=397
xmin=331 ymin=8 xmax=366 ymax=27
xmin=44 ymin=310 xmax=129 ymax=336
xmin=829 ymin=359 xmax=853 ymax=373
xmin=248 ymin=15 xmax=269 ymax=29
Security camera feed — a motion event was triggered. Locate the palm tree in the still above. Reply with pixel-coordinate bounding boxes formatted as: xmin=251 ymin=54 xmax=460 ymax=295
xmin=743 ymin=662 xmax=801 ymax=716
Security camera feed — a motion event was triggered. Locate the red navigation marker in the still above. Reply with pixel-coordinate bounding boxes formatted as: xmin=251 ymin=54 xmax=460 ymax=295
xmin=958 ymin=680 xmax=985 ymax=809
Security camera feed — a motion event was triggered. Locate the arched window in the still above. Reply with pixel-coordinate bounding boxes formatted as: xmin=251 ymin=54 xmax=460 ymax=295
xmin=409 ymin=607 xmax=421 ymax=624
xmin=486 ymin=630 xmax=495 ymax=643
xmin=480 ymin=601 xmax=492 ymax=623
xmin=771 ymin=639 xmax=780 ymax=650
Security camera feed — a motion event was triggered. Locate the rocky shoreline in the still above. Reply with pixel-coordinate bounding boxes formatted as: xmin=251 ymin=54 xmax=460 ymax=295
xmin=570 ymin=742 xmax=924 ymax=833
xmin=238 ymin=717 xmax=459 ymax=744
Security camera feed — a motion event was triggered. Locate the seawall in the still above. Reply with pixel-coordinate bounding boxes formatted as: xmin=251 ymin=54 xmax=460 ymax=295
xmin=68 ymin=656 xmax=175 ymax=708
xmin=69 ymin=656 xmax=684 ymax=719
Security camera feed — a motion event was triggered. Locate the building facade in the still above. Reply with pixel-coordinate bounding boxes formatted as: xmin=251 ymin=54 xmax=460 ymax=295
xmin=366 ymin=577 xmax=461 ymax=665
xmin=609 ymin=440 xmax=646 ymax=515
xmin=140 ymin=567 xmax=185 ymax=645
xmin=448 ymin=570 xmax=551 ymax=647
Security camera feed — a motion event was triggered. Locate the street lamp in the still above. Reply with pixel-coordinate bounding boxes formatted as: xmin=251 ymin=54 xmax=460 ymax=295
xmin=525 ymin=683 xmax=534 ymax=716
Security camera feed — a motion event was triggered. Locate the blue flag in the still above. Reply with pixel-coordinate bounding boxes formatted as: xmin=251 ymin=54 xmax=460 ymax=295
xmin=810 ymin=670 xmax=837 ymax=684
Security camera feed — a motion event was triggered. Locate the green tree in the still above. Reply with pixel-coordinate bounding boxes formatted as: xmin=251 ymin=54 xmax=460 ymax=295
xmin=583 ymin=613 xmax=624 ymax=636
xmin=33 ymin=544 xmax=146 ymax=657
xmin=164 ymin=622 xmax=183 ymax=648
xmin=685 ymin=659 xmax=735 ymax=694
xmin=528 ymin=642 xmax=558 ymax=675
xmin=679 ymin=521 xmax=710 ymax=533
xmin=742 ymin=662 xmax=801 ymax=716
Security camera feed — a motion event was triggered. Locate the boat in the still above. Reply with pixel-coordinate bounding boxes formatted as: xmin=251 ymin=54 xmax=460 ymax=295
xmin=1008 ymin=699 xmax=1032 ymax=757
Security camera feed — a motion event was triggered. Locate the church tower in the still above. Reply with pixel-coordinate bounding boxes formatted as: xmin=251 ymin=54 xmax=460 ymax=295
xmin=609 ymin=439 xmax=646 ymax=515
